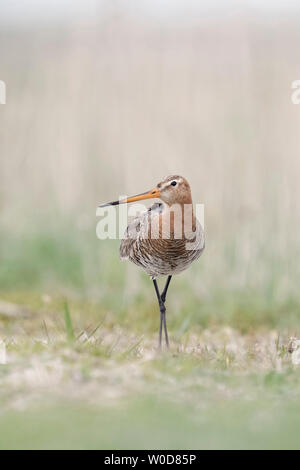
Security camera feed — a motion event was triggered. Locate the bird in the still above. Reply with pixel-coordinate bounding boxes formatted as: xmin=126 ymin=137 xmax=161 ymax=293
xmin=99 ymin=175 xmax=205 ymax=348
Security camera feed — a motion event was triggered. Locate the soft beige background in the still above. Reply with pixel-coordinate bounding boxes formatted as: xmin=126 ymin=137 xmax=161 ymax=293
xmin=1 ymin=2 xmax=300 ymax=308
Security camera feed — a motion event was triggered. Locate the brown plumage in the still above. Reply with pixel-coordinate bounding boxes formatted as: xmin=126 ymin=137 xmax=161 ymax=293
xmin=99 ymin=175 xmax=205 ymax=348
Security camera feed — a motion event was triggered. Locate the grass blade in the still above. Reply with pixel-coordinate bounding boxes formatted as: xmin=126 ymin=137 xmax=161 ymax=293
xmin=63 ymin=301 xmax=74 ymax=343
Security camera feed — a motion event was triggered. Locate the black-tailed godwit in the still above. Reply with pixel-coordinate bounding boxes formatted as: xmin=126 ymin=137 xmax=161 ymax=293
xmin=99 ymin=175 xmax=205 ymax=348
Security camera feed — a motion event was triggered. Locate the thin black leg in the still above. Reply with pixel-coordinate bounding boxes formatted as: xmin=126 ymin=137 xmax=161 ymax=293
xmin=161 ymin=275 xmax=172 ymax=303
xmin=153 ymin=279 xmax=169 ymax=348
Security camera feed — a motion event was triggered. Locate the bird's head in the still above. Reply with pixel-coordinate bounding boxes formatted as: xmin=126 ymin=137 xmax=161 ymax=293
xmin=156 ymin=175 xmax=192 ymax=205
xmin=99 ymin=175 xmax=192 ymax=208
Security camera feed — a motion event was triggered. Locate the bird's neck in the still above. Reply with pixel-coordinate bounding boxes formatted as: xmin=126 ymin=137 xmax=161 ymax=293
xmin=161 ymin=200 xmax=196 ymax=237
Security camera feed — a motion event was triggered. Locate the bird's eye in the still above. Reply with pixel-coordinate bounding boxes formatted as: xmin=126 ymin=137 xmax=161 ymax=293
xmin=171 ymin=181 xmax=177 ymax=187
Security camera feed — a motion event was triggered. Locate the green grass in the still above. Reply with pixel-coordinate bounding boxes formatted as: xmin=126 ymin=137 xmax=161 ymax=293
xmin=1 ymin=336 xmax=300 ymax=450
xmin=63 ymin=301 xmax=75 ymax=343
xmin=1 ymin=224 xmax=300 ymax=332
xmin=0 ymin=299 xmax=299 ymax=449
xmin=1 ymin=225 xmax=300 ymax=449
xmin=1 ymin=396 xmax=300 ymax=450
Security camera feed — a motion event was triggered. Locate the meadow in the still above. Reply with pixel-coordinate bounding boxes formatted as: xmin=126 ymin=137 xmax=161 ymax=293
xmin=1 ymin=220 xmax=300 ymax=449
xmin=1 ymin=6 xmax=300 ymax=449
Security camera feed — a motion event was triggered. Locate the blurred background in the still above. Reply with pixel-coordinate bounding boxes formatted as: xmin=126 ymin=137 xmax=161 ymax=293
xmin=1 ymin=0 xmax=300 ymax=329
xmin=1 ymin=0 xmax=300 ymax=449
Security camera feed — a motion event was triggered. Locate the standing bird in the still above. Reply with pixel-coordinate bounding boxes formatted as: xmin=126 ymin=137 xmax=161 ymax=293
xmin=99 ymin=175 xmax=205 ymax=348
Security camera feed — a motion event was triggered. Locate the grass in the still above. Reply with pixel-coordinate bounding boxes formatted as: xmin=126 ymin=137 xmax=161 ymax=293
xmin=0 ymin=320 xmax=300 ymax=449
xmin=2 ymin=397 xmax=300 ymax=450
xmin=0 ymin=225 xmax=300 ymax=449
xmin=63 ymin=301 xmax=75 ymax=343
xmin=0 ymin=283 xmax=300 ymax=449
xmin=1 ymin=224 xmax=299 ymax=333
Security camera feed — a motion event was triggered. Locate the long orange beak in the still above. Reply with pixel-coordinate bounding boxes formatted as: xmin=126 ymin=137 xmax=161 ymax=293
xmin=99 ymin=187 xmax=160 ymax=208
